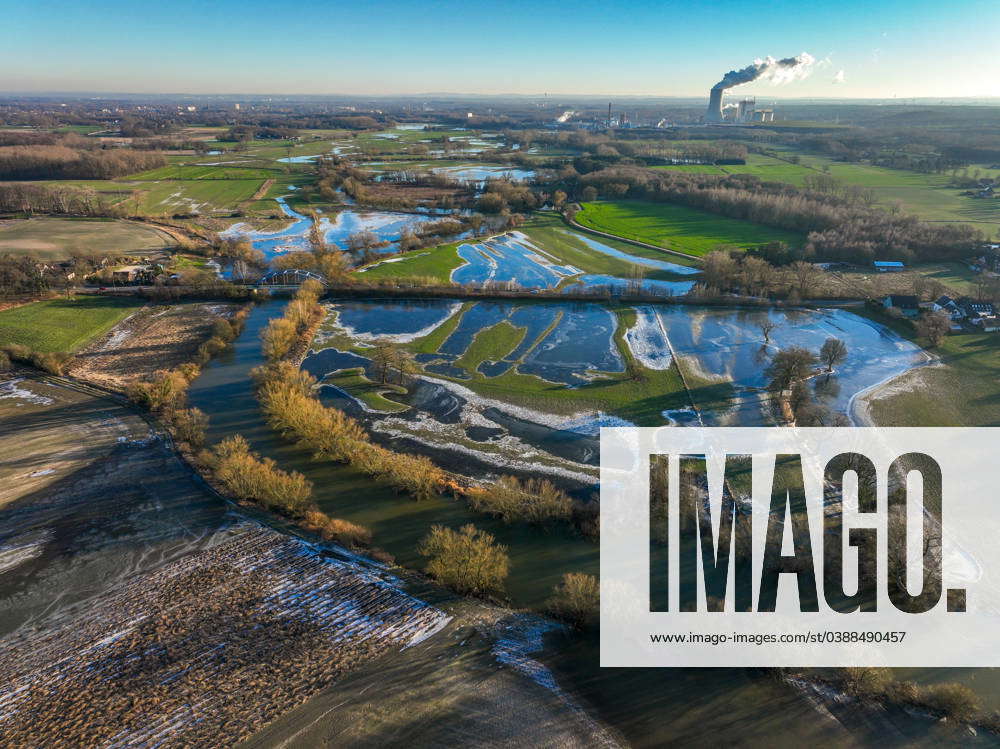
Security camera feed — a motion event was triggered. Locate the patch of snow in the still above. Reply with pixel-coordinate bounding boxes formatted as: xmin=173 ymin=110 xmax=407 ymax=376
xmin=0 ymin=379 xmax=54 ymax=406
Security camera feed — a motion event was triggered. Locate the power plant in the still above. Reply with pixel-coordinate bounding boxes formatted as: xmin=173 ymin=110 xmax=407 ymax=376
xmin=705 ymin=52 xmax=813 ymax=123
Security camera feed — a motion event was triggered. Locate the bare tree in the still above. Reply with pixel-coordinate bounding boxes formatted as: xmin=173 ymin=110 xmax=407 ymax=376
xmin=819 ymin=337 xmax=848 ymax=373
xmin=758 ymin=318 xmax=778 ymax=343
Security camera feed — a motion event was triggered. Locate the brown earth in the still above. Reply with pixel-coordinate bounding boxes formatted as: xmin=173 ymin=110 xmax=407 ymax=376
xmin=70 ymin=300 xmax=239 ymax=390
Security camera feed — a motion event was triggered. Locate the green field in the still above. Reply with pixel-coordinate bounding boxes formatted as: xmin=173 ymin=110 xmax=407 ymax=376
xmin=0 ymin=295 xmax=144 ymax=352
xmin=355 ymin=241 xmax=466 ymax=283
xmin=518 ymin=213 xmax=701 ymax=273
xmin=719 ymin=149 xmax=1000 ymax=234
xmin=575 ymin=200 xmax=804 ymax=256
xmin=0 ymin=217 xmax=174 ymax=258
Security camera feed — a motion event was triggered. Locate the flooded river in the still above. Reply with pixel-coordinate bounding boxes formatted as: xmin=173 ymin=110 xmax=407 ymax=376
xmin=183 ymin=301 xmax=970 ymax=746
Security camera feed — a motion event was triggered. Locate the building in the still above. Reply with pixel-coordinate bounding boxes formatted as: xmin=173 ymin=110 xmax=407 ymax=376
xmin=932 ymin=295 xmax=965 ymax=320
xmin=959 ymin=297 xmax=997 ymax=327
xmin=111 ymin=264 xmax=152 ymax=284
xmin=883 ymin=294 xmax=920 ymax=317
xmin=873 ymin=261 xmax=905 ymax=272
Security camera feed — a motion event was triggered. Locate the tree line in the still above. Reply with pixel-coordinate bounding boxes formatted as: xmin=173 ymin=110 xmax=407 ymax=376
xmin=0 ymin=145 xmax=165 ymax=180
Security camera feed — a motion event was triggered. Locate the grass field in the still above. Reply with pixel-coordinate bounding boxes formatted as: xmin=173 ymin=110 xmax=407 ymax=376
xmin=848 ymin=305 xmax=1000 ymax=427
xmin=911 ymin=262 xmax=982 ymax=296
xmin=0 ymin=295 xmax=144 ymax=352
xmin=518 ymin=213 xmax=700 ymax=274
xmin=355 ymin=241 xmax=466 ymax=283
xmin=454 ymin=320 xmax=526 ymax=373
xmin=726 ymin=149 xmax=1000 ymax=235
xmin=0 ymin=217 xmax=174 ymax=258
xmin=575 ymin=200 xmax=804 ymax=256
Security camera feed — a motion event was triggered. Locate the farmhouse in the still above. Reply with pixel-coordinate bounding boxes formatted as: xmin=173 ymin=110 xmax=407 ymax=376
xmin=873 ymin=260 xmax=905 ymax=272
xmin=959 ymin=298 xmax=1000 ymax=330
xmin=882 ymin=294 xmax=920 ymax=317
xmin=110 ymin=264 xmax=153 ymax=284
xmin=932 ymin=295 xmax=964 ymax=320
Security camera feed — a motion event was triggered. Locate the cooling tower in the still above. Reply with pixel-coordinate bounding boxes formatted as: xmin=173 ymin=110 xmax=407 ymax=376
xmin=706 ymin=88 xmax=723 ymax=122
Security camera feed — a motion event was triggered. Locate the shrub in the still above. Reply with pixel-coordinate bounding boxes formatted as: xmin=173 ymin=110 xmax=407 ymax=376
xmin=211 ymin=434 xmax=314 ymax=517
xmin=169 ymin=407 xmax=209 ymax=451
xmin=128 ymin=368 xmax=192 ymax=412
xmin=839 ymin=667 xmax=893 ymax=698
xmin=257 ymin=366 xmax=445 ymax=500
xmin=29 ymin=350 xmax=72 ymax=375
xmin=261 ymin=317 xmax=297 ymax=361
xmin=547 ymin=573 xmax=600 ymax=629
xmin=0 ymin=350 xmax=11 ymax=371
xmin=301 ymin=510 xmax=372 ymax=548
xmin=469 ymin=476 xmax=572 ymax=523
xmin=918 ymin=682 xmax=981 ymax=722
xmin=418 ymin=524 xmax=509 ymax=597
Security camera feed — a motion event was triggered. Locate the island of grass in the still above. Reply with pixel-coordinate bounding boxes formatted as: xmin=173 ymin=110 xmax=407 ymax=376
xmin=0 ymin=295 xmax=144 ymax=352
xmin=574 ymin=200 xmax=804 ymax=257
xmin=321 ymin=367 xmax=409 ymax=412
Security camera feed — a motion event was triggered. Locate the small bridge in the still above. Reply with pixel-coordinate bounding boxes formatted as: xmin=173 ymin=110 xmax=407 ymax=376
xmin=255 ymin=269 xmax=328 ymax=288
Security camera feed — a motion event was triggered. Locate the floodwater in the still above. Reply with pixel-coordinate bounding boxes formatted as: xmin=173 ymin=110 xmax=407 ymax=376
xmin=431 ymin=165 xmax=535 ymax=183
xmin=183 ymin=302 xmax=960 ymax=747
xmin=221 ymin=196 xmax=441 ymax=259
xmin=571 ymin=233 xmax=701 ymax=275
xmin=451 ymin=233 xmax=695 ymax=296
xmin=656 ymin=306 xmax=927 ymax=425
xmin=310 ymin=299 xmax=925 ymax=480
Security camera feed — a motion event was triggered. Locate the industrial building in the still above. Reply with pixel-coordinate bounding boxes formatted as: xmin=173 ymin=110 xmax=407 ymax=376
xmin=706 ymin=92 xmax=775 ymax=123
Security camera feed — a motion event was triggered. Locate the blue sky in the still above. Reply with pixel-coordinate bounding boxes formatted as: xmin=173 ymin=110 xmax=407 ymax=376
xmin=2 ymin=0 xmax=997 ymax=98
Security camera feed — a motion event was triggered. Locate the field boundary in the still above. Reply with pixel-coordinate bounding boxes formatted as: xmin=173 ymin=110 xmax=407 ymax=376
xmin=564 ymin=215 xmax=704 ymax=263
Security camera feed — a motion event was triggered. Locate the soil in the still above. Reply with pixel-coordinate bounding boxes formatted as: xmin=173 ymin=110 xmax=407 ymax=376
xmin=70 ymin=300 xmax=239 ymax=389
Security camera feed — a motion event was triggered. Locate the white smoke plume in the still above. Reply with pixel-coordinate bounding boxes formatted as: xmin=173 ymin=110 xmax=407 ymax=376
xmin=711 ymin=52 xmax=816 ymax=91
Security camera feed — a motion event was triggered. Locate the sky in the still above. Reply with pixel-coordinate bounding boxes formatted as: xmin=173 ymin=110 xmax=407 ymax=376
xmin=2 ymin=0 xmax=998 ymax=99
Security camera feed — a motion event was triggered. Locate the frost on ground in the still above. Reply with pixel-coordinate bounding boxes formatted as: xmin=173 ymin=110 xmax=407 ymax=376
xmin=0 ymin=379 xmax=54 ymax=406
xmin=625 ymin=306 xmax=673 ymax=370
xmin=0 ymin=530 xmax=51 ymax=576
xmin=491 ymin=614 xmax=623 ymax=748
xmin=0 ymin=523 xmax=451 ymax=747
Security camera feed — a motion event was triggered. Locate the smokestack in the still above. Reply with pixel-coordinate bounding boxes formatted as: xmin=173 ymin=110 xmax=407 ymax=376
xmin=706 ymin=52 xmax=814 ymax=122
xmin=706 ymin=88 xmax=724 ymax=122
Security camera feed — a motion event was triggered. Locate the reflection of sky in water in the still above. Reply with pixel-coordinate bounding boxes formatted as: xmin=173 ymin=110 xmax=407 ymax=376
xmin=657 ymin=306 xmax=925 ymax=422
xmin=431 ymin=166 xmax=535 ymax=183
xmin=570 ymin=233 xmax=701 ymax=275
xmin=324 ymin=299 xmax=922 ymax=420
xmin=336 ymin=302 xmax=458 ymax=337
xmin=520 ymin=307 xmax=623 ymax=384
xmin=452 ymin=239 xmax=570 ymax=288
xmin=220 ymin=197 xmax=438 ymax=259
xmin=450 ymin=234 xmax=695 ymax=295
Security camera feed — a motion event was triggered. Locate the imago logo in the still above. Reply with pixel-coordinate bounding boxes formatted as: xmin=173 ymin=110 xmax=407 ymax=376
xmin=599 ymin=428 xmax=998 ymax=668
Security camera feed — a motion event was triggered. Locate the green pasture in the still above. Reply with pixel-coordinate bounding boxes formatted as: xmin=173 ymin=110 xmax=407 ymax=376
xmin=0 ymin=295 xmax=144 ymax=352
xmin=575 ymin=200 xmax=804 ymax=256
